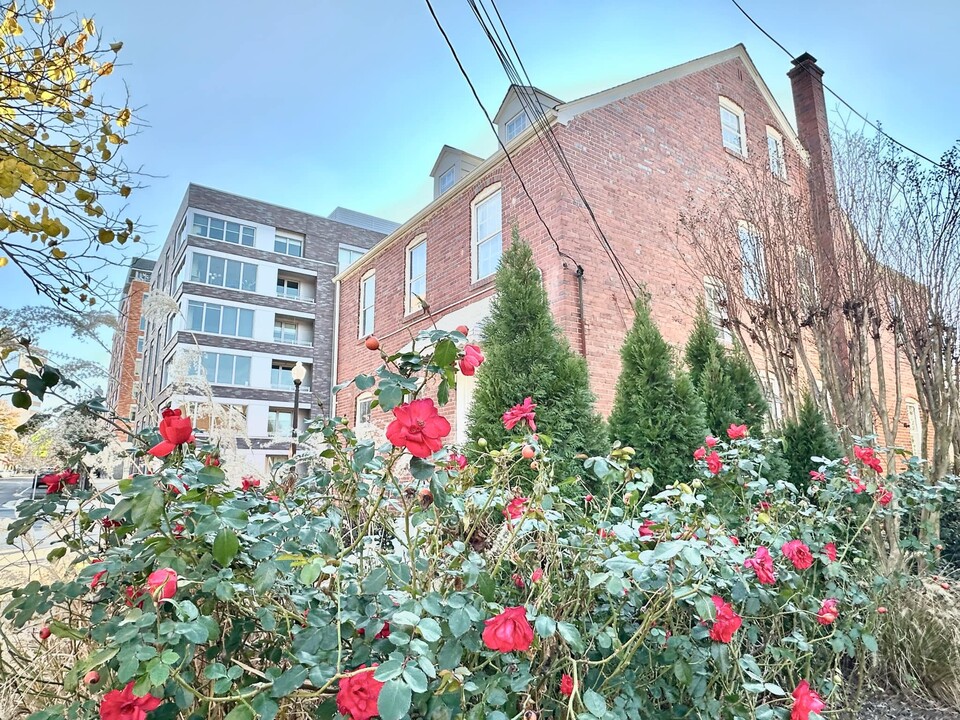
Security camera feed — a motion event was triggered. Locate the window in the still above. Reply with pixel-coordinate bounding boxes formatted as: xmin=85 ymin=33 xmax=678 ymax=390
xmin=190 ymin=253 xmax=257 ymax=291
xmin=719 ymin=97 xmax=746 ymax=156
xmin=199 ymin=352 xmax=251 ymax=386
xmin=766 ymin=127 xmax=786 ymax=179
xmin=505 ymin=111 xmax=528 ymax=141
xmin=192 ymin=213 xmax=255 ymax=246
xmin=136 ymin=337 xmax=144 ymax=354
xmin=360 ymin=271 xmax=376 ymax=337
xmin=406 ymin=238 xmax=427 ymax=313
xmin=472 ymin=187 xmax=502 ymax=281
xmin=139 ymin=317 xmax=146 ymax=331
xmin=703 ymin=276 xmax=731 ymax=344
xmin=338 ymin=245 xmax=366 ymax=273
xmin=187 ymin=300 xmax=254 ymax=338
xmin=439 ymin=166 xmax=457 ymax=194
xmin=274 ymin=233 xmax=303 ymax=257
xmin=268 ymin=410 xmax=293 ymax=437
xmin=271 ymin=361 xmax=309 ymax=390
xmin=187 ymin=403 xmax=247 ymax=434
xmin=796 ymin=247 xmax=818 ymax=307
xmin=274 ymin=319 xmax=300 ymax=344
xmin=907 ymin=401 xmax=923 ymax=457
xmin=765 ymin=372 xmax=783 ymax=425
xmin=276 ymin=278 xmax=301 ymax=300
xmin=737 ymin=222 xmax=766 ymax=302
xmin=134 ymin=358 xmax=142 ymax=376
xmin=356 ymin=395 xmax=373 ymax=424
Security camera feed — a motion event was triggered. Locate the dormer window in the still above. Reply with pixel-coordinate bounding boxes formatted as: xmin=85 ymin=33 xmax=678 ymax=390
xmin=439 ymin=166 xmax=457 ymax=194
xmin=505 ymin=111 xmax=528 ymax=141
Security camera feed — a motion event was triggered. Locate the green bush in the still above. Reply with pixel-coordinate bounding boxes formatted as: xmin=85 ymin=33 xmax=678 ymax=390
xmin=781 ymin=393 xmax=843 ymax=492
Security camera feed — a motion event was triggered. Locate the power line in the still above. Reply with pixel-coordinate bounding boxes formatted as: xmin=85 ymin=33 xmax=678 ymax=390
xmin=729 ymin=0 xmax=951 ymax=172
xmin=422 ymin=0 xmax=577 ymax=273
xmin=470 ymin=0 xmax=641 ymax=300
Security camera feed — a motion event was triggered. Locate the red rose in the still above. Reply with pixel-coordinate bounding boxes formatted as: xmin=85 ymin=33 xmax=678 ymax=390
xmin=503 ymin=496 xmax=529 ymax=521
xmin=744 ymin=546 xmax=777 ymax=585
xmin=854 ymin=445 xmax=883 ymax=474
xmin=727 ymin=423 xmax=748 ymax=440
xmin=385 ymin=399 xmax=451 ymax=459
xmin=693 ymin=446 xmax=707 ymax=461
xmin=336 ymin=666 xmax=384 ymax=720
xmin=124 ymin=586 xmax=145 ymax=608
xmin=560 ymin=673 xmax=574 ymax=697
xmin=876 ymin=486 xmax=893 ymax=506
xmin=781 ymin=540 xmax=814 ymax=570
xmin=450 ymin=452 xmax=468 ymax=470
xmin=482 ymin=606 xmax=534 ymax=653
xmin=708 ymin=596 xmax=742 ymax=643
xmin=146 ymin=568 xmax=177 ymax=602
xmin=791 ymin=680 xmax=826 ymax=720
xmin=809 ymin=470 xmax=826 ymax=482
xmin=531 ymin=568 xmax=543 ymax=583
xmin=148 ymin=409 xmax=195 ymax=458
xmin=241 ymin=476 xmax=260 ymax=491
xmin=502 ymin=397 xmax=537 ymax=433
xmin=639 ymin=520 xmax=655 ymax=539
xmin=706 ymin=451 xmax=722 ymax=475
xmin=99 ymin=681 xmax=162 ymax=720
xmin=512 ymin=573 xmax=525 ymax=588
xmin=823 ymin=542 xmax=837 ymax=562
xmin=849 ymin=471 xmax=866 ymax=494
xmin=374 ymin=622 xmax=390 ymax=639
xmin=42 ymin=469 xmax=80 ymax=494
xmin=817 ymin=597 xmax=839 ymax=625
xmin=705 ymin=435 xmax=718 ymax=448
xmin=204 ymin=455 xmax=220 ymax=467
xmin=459 ymin=344 xmax=484 ymax=376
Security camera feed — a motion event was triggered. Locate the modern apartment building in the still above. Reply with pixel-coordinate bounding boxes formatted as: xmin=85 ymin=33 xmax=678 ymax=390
xmin=332 ymin=44 xmax=921 ymax=451
xmin=106 ymin=258 xmax=155 ymax=437
xmin=136 ymin=184 xmax=392 ymax=471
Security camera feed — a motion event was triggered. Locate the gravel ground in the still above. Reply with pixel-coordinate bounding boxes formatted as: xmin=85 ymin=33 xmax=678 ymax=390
xmin=858 ymin=692 xmax=960 ymax=720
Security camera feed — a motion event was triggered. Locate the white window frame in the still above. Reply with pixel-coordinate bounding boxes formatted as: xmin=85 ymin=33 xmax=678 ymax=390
xmin=719 ymin=97 xmax=746 ymax=157
xmin=271 ymin=361 xmax=310 ymax=391
xmin=471 ymin=184 xmax=503 ymax=282
xmin=191 ymin=213 xmax=256 ymax=247
xmin=766 ymin=126 xmax=786 ymax=179
xmin=703 ymin=276 xmax=732 ymax=344
xmin=199 ymin=351 xmax=252 ymax=387
xmin=796 ymin=246 xmax=818 ymax=307
xmin=405 ymin=236 xmax=427 ymax=314
xmin=274 ymin=232 xmax=304 ymax=258
xmin=765 ymin=372 xmax=783 ymax=425
xmin=505 ymin=111 xmax=528 ymax=142
xmin=359 ymin=270 xmax=376 ymax=337
xmin=737 ymin=221 xmax=766 ymax=302
xmin=186 ymin=300 xmax=255 ymax=338
xmin=338 ymin=244 xmax=366 ymax=273
xmin=438 ymin=166 xmax=457 ymax=194
xmin=190 ymin=253 xmax=257 ymax=292
xmin=276 ymin=277 xmax=302 ymax=300
xmin=267 ymin=409 xmax=294 ymax=438
xmin=906 ymin=400 xmax=923 ymax=457
xmin=274 ymin=319 xmax=299 ymax=344
xmin=356 ymin=394 xmax=373 ymax=424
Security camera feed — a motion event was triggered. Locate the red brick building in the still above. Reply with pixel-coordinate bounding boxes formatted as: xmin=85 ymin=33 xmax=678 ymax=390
xmin=106 ymin=258 xmax=155 ymax=437
xmin=332 ymin=45 xmax=923 ymax=452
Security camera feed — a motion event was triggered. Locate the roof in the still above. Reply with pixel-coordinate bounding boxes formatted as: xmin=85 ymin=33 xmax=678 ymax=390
xmin=492 ymin=85 xmax=563 ymax=126
xmin=556 ymin=44 xmax=804 ymax=156
xmin=429 ymin=145 xmax=485 ymax=178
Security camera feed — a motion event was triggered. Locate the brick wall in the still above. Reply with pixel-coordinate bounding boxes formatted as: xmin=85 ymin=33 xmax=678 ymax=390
xmin=108 ymin=275 xmax=149 ymax=436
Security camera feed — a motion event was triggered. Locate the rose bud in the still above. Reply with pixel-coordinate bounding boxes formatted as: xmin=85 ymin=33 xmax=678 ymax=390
xmin=84 ymin=670 xmax=101 ymax=685
xmin=39 ymin=626 xmax=51 ymax=640
xmin=418 ymin=488 xmax=434 ymax=510
xmin=364 ymin=335 xmax=380 ymax=351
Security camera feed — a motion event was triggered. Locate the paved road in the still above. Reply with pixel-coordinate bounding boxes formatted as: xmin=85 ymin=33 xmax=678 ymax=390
xmin=0 ymin=476 xmax=35 ymax=518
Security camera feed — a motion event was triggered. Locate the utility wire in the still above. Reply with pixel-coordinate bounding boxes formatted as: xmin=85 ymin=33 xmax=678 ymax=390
xmin=422 ymin=0 xmax=578 ymax=273
xmin=471 ymin=0 xmax=641 ymax=299
xmin=729 ymin=0 xmax=951 ymax=172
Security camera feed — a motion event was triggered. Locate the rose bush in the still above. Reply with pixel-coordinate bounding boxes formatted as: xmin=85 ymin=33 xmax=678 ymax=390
xmin=0 ymin=328 xmax=955 ymax=720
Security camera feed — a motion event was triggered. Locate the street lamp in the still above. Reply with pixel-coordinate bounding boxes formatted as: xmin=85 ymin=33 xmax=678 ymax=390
xmin=290 ymin=361 xmax=307 ymax=457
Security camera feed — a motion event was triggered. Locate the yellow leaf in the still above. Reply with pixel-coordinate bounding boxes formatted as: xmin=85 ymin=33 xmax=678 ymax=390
xmin=116 ymin=108 xmax=131 ymax=128
xmin=119 ymin=185 xmax=130 ymax=198
xmin=97 ymin=228 xmax=114 ymax=244
xmin=97 ymin=62 xmax=113 ymax=77
xmin=50 ymin=247 xmax=66 ymax=259
xmin=0 ymin=256 xmax=8 ymax=268
xmin=81 ymin=18 xmax=95 ymax=36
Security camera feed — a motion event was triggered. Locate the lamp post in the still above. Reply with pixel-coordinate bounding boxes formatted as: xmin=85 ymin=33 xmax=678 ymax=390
xmin=290 ymin=361 xmax=307 ymax=457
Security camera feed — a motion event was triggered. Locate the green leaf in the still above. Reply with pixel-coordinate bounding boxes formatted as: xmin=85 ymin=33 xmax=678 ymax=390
xmin=378 ymin=679 xmax=413 ymax=720
xmin=213 ymin=529 xmax=240 ymax=567
xmin=378 ymin=383 xmax=403 ymax=412
xmin=270 ymin=665 xmax=309 ymax=698
xmin=223 ymin=706 xmax=254 ymax=720
xmin=11 ymin=391 xmax=31 ymax=409
xmin=447 ymin=611 xmax=471 ymax=637
xmin=374 ymin=658 xmax=405 ymax=682
xmin=432 ymin=339 xmax=458 ymax=368
xmin=534 ymin=615 xmax=556 ymax=638
xmin=764 ymin=683 xmax=786 ymax=696
xmin=355 ymin=374 xmax=376 ymax=390
xmin=131 ymin=487 xmax=165 ymax=528
xmin=253 ymin=561 xmax=277 ymax=592
xmin=402 ymin=665 xmax=429 ymax=693
xmin=391 ymin=610 xmax=421 ymax=627
xmin=583 ymin=689 xmax=607 ymax=716
xmin=862 ymin=633 xmax=878 ymax=652
xmin=409 ymin=457 xmax=435 ymax=481
xmin=557 ymin=622 xmax=584 ymax=652
xmin=418 ymin=617 xmax=442 ymax=643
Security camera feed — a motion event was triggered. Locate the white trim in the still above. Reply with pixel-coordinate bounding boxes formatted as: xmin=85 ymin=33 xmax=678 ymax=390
xmin=765 ymin=125 xmax=787 ymax=180
xmin=356 ymin=393 xmax=374 ymax=424
xmin=331 ymin=279 xmax=341 ymax=418
xmin=405 ymin=235 xmax=428 ymax=315
xmin=438 ymin=166 xmax=457 ymax=194
xmin=703 ymin=276 xmax=731 ymax=344
xmin=906 ymin=399 xmax=923 ymax=457
xmin=359 ymin=269 xmax=376 ymax=338
xmin=719 ymin=96 xmax=747 ymax=157
xmin=471 ymin=184 xmax=503 ymax=283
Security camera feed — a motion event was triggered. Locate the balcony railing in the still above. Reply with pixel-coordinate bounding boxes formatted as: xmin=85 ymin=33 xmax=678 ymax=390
xmin=272 ymin=334 xmax=314 ymax=347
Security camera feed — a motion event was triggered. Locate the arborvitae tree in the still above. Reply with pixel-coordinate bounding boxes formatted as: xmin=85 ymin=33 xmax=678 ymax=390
xmin=608 ymin=294 xmax=706 ymax=488
xmin=466 ymin=230 xmax=607 ymax=484
xmin=781 ymin=393 xmax=843 ymax=490
xmin=684 ymin=304 xmax=768 ymax=434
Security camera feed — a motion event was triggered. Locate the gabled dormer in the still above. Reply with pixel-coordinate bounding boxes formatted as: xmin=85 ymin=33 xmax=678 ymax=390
xmin=493 ymin=85 xmax=562 ymax=145
xmin=430 ymin=145 xmax=484 ymax=199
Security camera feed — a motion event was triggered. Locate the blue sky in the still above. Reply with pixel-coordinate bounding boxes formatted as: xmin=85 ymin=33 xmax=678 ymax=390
xmin=6 ymin=0 xmax=958 ymax=387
